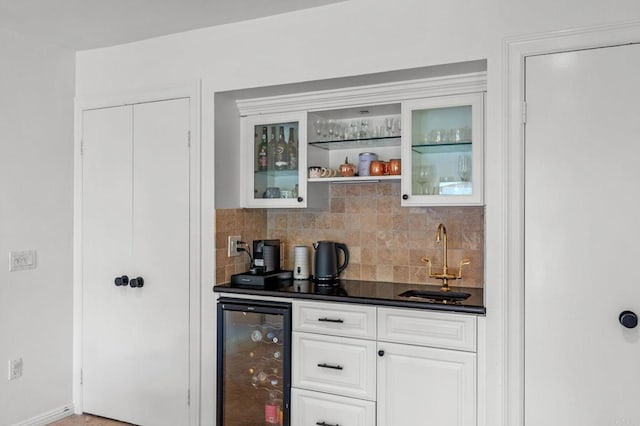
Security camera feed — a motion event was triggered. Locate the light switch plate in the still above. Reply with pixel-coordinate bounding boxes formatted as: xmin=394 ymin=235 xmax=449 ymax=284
xmin=8 ymin=358 xmax=22 ymax=380
xmin=9 ymin=250 xmax=37 ymax=272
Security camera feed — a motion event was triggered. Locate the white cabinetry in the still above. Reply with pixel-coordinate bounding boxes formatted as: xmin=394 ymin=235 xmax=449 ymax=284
xmin=291 ymin=301 xmax=479 ymax=426
xmin=236 ymin=73 xmax=486 ymax=208
xmin=241 ymin=111 xmax=308 ymax=207
xmin=401 ymin=93 xmax=484 ymax=206
xmin=377 ymin=307 xmax=477 ymax=426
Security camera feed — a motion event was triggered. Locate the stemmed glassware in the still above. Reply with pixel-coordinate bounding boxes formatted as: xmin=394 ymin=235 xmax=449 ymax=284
xmin=385 ymin=117 xmax=394 ymax=136
xmin=458 ymin=155 xmax=471 ymax=182
xmin=416 ymin=165 xmax=434 ymax=195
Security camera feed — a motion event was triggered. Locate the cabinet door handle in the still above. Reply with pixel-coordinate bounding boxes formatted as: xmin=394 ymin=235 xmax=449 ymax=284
xmin=402 ymin=194 xmax=409 ymax=200
xmin=297 ymin=196 xmax=304 ymax=203
xmin=316 ymin=422 xmax=339 ymax=426
xmin=318 ymin=317 xmax=344 ymax=323
xmin=317 ymin=363 xmax=343 ymax=370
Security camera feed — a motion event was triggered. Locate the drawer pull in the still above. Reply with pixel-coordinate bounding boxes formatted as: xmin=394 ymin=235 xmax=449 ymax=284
xmin=318 ymin=317 xmax=344 ymax=323
xmin=316 ymin=422 xmax=339 ymax=426
xmin=317 ymin=362 xmax=343 ymax=370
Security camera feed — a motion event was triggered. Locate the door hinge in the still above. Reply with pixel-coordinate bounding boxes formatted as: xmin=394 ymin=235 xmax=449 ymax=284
xmin=187 ymin=389 xmax=190 ymax=406
xmin=187 ymin=131 xmax=191 ymax=147
xmin=522 ymin=101 xmax=527 ymax=124
xmin=80 ymin=139 xmax=84 ymax=155
xmin=80 ymin=368 xmax=83 ymax=385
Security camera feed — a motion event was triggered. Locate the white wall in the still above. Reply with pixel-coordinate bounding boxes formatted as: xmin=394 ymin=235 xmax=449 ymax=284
xmin=74 ymin=1 xmax=640 ymax=425
xmin=0 ymin=28 xmax=75 ymax=424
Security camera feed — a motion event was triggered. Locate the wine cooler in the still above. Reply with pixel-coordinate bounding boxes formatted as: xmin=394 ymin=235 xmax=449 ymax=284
xmin=217 ymin=297 xmax=292 ymax=426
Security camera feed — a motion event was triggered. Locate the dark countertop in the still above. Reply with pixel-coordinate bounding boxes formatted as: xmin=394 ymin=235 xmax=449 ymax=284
xmin=213 ymin=279 xmax=485 ymax=315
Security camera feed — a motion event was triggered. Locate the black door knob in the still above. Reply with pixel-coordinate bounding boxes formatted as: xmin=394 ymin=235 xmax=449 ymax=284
xmin=297 ymin=197 xmax=303 ymax=203
xmin=114 ymin=275 xmax=129 ymax=286
xmin=378 ymin=350 xmax=385 ymax=357
xmin=130 ymin=277 xmax=144 ymax=288
xmin=402 ymin=194 xmax=409 ymax=200
xmin=619 ymin=311 xmax=638 ymax=329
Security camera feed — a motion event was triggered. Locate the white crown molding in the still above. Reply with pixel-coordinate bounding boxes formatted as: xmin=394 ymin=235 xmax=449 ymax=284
xmin=236 ymin=72 xmax=487 ymax=116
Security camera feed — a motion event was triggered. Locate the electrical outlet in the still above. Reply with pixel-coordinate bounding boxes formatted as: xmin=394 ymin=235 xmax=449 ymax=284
xmin=227 ymin=236 xmax=241 ymax=257
xmin=8 ymin=358 xmax=22 ymax=380
xmin=9 ymin=250 xmax=37 ymax=272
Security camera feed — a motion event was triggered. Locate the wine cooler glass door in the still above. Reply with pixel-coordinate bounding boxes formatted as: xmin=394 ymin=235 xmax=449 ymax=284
xmin=217 ymin=298 xmax=292 ymax=426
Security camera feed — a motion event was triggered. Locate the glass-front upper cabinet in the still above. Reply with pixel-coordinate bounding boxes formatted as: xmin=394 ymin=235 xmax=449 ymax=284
xmin=400 ymin=93 xmax=484 ymax=206
xmin=242 ymin=112 xmax=307 ymax=208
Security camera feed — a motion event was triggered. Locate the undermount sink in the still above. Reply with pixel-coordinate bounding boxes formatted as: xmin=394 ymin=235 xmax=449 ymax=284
xmin=398 ymin=289 xmax=471 ymax=302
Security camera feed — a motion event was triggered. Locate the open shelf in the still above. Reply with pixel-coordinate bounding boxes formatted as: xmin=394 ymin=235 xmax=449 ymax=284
xmin=309 ymin=136 xmax=401 ymax=150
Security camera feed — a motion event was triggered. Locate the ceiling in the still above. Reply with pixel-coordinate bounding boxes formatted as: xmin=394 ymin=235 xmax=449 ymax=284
xmin=0 ymin=0 xmax=344 ymax=50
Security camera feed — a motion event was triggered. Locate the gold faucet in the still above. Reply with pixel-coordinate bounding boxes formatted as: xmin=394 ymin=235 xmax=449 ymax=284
xmin=422 ymin=223 xmax=470 ymax=292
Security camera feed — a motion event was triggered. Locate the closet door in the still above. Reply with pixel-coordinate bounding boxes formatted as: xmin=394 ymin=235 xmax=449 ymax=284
xmin=82 ymin=98 xmax=191 ymax=426
xmin=525 ymin=44 xmax=640 ymax=425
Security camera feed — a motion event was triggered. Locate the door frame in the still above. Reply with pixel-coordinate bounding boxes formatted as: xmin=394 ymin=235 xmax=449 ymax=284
xmin=73 ymin=81 xmax=203 ymax=425
xmin=503 ymin=20 xmax=640 ymax=426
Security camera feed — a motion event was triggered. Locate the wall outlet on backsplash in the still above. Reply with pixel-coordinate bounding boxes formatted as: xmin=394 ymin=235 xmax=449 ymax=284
xmin=227 ymin=236 xmax=241 ymax=257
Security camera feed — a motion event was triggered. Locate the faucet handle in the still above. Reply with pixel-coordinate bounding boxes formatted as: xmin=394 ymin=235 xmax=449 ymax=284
xmin=421 ymin=257 xmax=433 ymax=276
xmin=456 ymin=259 xmax=471 ymax=279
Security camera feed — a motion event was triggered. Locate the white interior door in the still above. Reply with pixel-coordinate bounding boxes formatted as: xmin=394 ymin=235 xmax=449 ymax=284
xmin=525 ymin=44 xmax=640 ymax=425
xmin=82 ymin=98 xmax=191 ymax=425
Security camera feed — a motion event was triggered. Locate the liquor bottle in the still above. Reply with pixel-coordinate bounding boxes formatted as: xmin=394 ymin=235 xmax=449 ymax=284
xmin=257 ymin=127 xmax=268 ymax=171
xmin=267 ymin=127 xmax=277 ymax=170
xmin=274 ymin=126 xmax=288 ymax=170
xmin=287 ymin=128 xmax=297 ymax=170
xmin=265 ymin=392 xmax=282 ymax=425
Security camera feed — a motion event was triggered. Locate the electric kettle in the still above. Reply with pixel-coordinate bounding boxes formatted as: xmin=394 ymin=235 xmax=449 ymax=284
xmin=312 ymin=241 xmax=349 ymax=284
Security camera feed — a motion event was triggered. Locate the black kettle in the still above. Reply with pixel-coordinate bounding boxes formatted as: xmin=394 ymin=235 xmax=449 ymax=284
xmin=313 ymin=241 xmax=349 ymax=284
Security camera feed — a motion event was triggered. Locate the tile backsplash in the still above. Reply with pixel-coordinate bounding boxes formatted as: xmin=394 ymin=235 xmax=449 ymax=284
xmin=215 ymin=182 xmax=484 ymax=288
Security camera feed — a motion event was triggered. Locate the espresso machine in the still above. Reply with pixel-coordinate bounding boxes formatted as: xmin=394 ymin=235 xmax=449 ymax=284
xmin=231 ymin=239 xmax=291 ymax=288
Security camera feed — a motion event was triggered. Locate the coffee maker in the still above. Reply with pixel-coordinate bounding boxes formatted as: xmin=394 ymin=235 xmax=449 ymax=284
xmin=231 ymin=239 xmax=290 ymax=288
xmin=253 ymin=239 xmax=281 ymax=273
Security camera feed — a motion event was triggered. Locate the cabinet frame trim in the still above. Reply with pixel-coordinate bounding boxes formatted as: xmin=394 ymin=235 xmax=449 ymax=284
xmin=237 ymin=72 xmax=487 ymax=116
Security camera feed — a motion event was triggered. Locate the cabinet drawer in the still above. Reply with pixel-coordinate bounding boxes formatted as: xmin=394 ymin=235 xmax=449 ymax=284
xmin=291 ymin=388 xmax=375 ymax=426
xmin=378 ymin=307 xmax=477 ymax=352
xmin=293 ymin=301 xmax=376 ymax=339
xmin=292 ymin=332 xmax=376 ymax=400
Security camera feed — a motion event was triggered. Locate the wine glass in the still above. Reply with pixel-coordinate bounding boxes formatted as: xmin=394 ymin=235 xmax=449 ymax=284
xmin=385 ymin=117 xmax=394 ymax=136
xmin=314 ymin=119 xmax=324 ymax=141
xmin=327 ymin=119 xmax=336 ymax=140
xmin=416 ymin=165 xmax=431 ymax=195
xmin=458 ymin=155 xmax=471 ymax=181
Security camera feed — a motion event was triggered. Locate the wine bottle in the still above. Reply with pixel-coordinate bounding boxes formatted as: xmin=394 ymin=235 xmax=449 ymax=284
xmin=257 ymin=127 xmax=268 ymax=171
xmin=265 ymin=392 xmax=282 ymax=425
xmin=274 ymin=126 xmax=288 ymax=170
xmin=287 ymin=128 xmax=297 ymax=170
xmin=267 ymin=127 xmax=277 ymax=170
xmin=265 ymin=330 xmax=281 ymax=343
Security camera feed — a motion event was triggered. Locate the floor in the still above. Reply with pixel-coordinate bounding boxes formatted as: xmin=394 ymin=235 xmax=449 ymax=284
xmin=48 ymin=414 xmax=133 ymax=426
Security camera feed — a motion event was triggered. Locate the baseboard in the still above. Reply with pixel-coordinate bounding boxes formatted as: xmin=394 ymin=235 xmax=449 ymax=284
xmin=12 ymin=404 xmax=74 ymax=426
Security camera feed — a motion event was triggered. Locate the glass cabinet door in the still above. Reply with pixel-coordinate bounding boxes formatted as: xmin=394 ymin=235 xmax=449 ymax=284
xmin=243 ymin=112 xmax=307 ymax=208
xmin=401 ymin=93 xmax=484 ymax=206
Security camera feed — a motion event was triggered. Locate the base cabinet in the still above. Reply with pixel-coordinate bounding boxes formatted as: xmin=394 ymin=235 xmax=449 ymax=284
xmin=291 ymin=388 xmax=375 ymax=426
xmin=376 ymin=342 xmax=476 ymax=426
xmin=291 ymin=301 xmax=479 ymax=425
